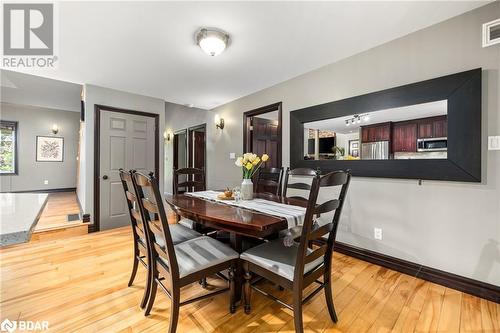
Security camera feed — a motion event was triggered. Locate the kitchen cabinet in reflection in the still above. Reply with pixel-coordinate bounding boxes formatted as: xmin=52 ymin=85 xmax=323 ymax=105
xmin=303 ymin=100 xmax=448 ymax=161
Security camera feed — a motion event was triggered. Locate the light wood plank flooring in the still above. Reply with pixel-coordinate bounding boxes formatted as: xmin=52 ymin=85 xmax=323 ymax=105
xmin=31 ymin=192 xmax=88 ymax=242
xmin=35 ymin=192 xmax=82 ymax=231
xmin=0 ymin=227 xmax=498 ymax=332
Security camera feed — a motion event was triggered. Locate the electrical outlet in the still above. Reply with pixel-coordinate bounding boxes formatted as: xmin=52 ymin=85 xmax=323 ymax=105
xmin=374 ymin=227 xmax=383 ymax=240
xmin=488 ymin=136 xmax=500 ymax=150
xmin=229 ymin=153 xmax=236 ymax=160
xmin=44 ymin=180 xmax=49 ymax=185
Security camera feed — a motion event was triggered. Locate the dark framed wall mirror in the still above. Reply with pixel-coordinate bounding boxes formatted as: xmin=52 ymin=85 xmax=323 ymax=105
xmin=290 ymin=68 xmax=482 ymax=182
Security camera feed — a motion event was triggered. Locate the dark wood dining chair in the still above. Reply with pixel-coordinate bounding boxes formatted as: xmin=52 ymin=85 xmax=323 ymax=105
xmin=118 ymin=169 xmax=151 ymax=309
xmin=254 ymin=167 xmax=284 ymax=196
xmin=119 ymin=169 xmax=201 ymax=309
xmin=173 ymin=167 xmax=205 ymax=193
xmin=173 ymin=167 xmax=205 ymax=229
xmin=282 ymin=167 xmax=319 ymax=200
xmin=241 ymin=170 xmax=352 ymax=333
xmin=132 ymin=172 xmax=239 ymax=333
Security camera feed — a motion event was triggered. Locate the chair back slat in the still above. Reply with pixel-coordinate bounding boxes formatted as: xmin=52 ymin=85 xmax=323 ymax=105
xmin=126 ymin=191 xmax=137 ymax=203
xmin=177 ymin=181 xmax=205 ymax=188
xmin=132 ymin=172 xmax=180 ymax=283
xmin=314 ymin=199 xmax=340 ymax=215
xmin=130 ymin=209 xmax=142 ymax=223
xmin=286 ymin=183 xmax=312 ymax=191
xmin=150 ymin=223 xmax=164 ymax=240
xmin=257 ymin=179 xmax=279 ymax=187
xmin=119 ymin=169 xmax=143 ymax=241
xmin=286 ymin=196 xmax=310 ymax=202
xmin=282 ymin=167 xmax=318 ymax=199
xmin=319 ymin=171 xmax=349 ymax=187
xmin=289 ymin=168 xmax=318 ymax=176
xmin=142 ymin=198 xmax=159 ymax=214
xmin=303 ymin=265 xmax=326 ymax=287
xmin=135 ymin=174 xmax=152 ymax=187
xmin=120 ymin=170 xmax=133 ymax=182
xmin=308 ymin=223 xmax=333 ymax=241
xmin=135 ymin=225 xmax=146 ymax=240
xmin=293 ymin=169 xmax=352 ymax=282
xmin=255 ymin=167 xmax=283 ymax=196
xmin=154 ymin=242 xmax=169 ymax=260
xmin=174 ymin=167 xmax=206 ymax=194
xmin=304 ymin=245 xmax=327 ymax=265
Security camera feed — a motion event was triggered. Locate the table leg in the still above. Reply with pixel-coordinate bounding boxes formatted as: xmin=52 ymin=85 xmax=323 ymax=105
xmin=229 ymin=232 xmax=243 ymax=303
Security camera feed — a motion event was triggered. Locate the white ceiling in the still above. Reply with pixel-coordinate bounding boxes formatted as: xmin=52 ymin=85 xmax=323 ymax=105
xmin=4 ymin=1 xmax=487 ymax=109
xmin=305 ymin=100 xmax=448 ymax=134
xmin=1 ymin=70 xmax=82 ymax=112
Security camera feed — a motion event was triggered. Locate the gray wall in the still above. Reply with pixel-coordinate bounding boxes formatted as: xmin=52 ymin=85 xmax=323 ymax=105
xmin=209 ymin=3 xmax=500 ymax=285
xmin=164 ymin=101 xmax=214 ymax=194
xmin=77 ymin=84 xmax=166 ymax=220
xmin=0 ymin=103 xmax=80 ymax=192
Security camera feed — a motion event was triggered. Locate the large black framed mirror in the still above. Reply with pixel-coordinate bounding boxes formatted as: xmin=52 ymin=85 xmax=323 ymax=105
xmin=290 ymin=68 xmax=481 ymax=182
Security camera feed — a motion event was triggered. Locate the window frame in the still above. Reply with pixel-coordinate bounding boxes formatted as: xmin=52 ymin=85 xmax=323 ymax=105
xmin=0 ymin=120 xmax=19 ymax=176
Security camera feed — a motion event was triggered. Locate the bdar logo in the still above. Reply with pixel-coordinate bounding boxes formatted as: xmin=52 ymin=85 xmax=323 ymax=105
xmin=3 ymin=3 xmax=54 ymax=56
xmin=0 ymin=319 xmax=17 ymax=333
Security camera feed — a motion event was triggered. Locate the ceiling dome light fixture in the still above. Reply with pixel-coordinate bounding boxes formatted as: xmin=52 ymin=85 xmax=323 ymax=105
xmin=196 ymin=28 xmax=230 ymax=57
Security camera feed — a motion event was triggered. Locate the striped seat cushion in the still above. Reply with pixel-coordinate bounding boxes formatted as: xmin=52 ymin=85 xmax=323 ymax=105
xmin=140 ymin=223 xmax=200 ymax=247
xmin=169 ymin=224 xmax=201 ymax=244
xmin=159 ymin=236 xmax=238 ymax=278
xmin=240 ymin=238 xmax=324 ymax=281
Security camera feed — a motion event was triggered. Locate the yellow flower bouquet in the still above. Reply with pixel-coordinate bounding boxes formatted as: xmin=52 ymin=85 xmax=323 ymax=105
xmin=235 ymin=153 xmax=269 ymax=179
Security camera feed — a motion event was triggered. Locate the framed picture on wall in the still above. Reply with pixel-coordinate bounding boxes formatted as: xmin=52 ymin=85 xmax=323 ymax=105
xmin=349 ymin=139 xmax=359 ymax=158
xmin=36 ymin=136 xmax=64 ymax=162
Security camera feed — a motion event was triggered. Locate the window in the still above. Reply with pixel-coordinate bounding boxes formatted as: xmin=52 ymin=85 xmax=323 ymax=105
xmin=0 ymin=121 xmax=18 ymax=175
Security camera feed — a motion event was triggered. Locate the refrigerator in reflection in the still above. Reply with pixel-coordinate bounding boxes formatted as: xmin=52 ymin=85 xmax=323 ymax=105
xmin=361 ymin=141 xmax=389 ymax=160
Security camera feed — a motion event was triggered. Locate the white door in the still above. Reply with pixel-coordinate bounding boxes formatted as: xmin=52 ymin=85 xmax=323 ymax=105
xmin=99 ymin=110 xmax=156 ymax=230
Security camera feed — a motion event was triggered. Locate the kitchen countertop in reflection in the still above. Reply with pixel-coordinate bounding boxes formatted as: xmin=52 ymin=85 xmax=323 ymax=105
xmin=0 ymin=193 xmax=49 ymax=247
xmin=394 ymin=151 xmax=447 ymax=159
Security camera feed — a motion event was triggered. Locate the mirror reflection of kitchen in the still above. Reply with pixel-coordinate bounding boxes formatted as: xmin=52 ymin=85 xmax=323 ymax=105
xmin=303 ymin=100 xmax=447 ymax=160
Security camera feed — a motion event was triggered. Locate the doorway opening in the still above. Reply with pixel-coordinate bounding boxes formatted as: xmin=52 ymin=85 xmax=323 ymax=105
xmin=243 ymin=102 xmax=282 ymax=169
xmin=173 ymin=129 xmax=188 ymax=172
xmin=172 ymin=124 xmax=206 ymax=193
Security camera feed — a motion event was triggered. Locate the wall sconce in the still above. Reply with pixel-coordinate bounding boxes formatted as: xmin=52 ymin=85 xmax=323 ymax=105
xmin=215 ymin=114 xmax=225 ymax=130
xmin=164 ymin=130 xmax=172 ymax=142
xmin=52 ymin=124 xmax=59 ymax=134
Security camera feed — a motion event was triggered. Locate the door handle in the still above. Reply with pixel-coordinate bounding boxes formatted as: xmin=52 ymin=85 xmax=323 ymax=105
xmin=102 ymin=175 xmax=109 ymax=180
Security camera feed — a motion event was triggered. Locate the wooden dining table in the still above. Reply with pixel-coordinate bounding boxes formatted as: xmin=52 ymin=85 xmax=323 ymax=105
xmin=164 ymin=192 xmax=308 ymax=302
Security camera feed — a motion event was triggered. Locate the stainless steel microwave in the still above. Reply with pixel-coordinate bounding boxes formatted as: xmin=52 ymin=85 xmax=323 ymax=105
xmin=417 ymin=137 xmax=447 ymax=152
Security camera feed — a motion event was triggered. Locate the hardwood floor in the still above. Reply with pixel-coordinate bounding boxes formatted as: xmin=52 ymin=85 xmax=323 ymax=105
xmin=1 ymin=227 xmax=497 ymax=332
xmin=31 ymin=192 xmax=88 ymax=242
xmin=35 ymin=192 xmax=82 ymax=230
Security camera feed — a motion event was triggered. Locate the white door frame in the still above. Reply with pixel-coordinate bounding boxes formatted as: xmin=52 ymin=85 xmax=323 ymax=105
xmin=93 ymin=104 xmax=159 ymax=232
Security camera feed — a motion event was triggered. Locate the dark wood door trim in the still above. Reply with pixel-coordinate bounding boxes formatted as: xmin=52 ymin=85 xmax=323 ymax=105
xmin=243 ymin=102 xmax=282 ymax=167
xmin=92 ymin=104 xmax=160 ymax=232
